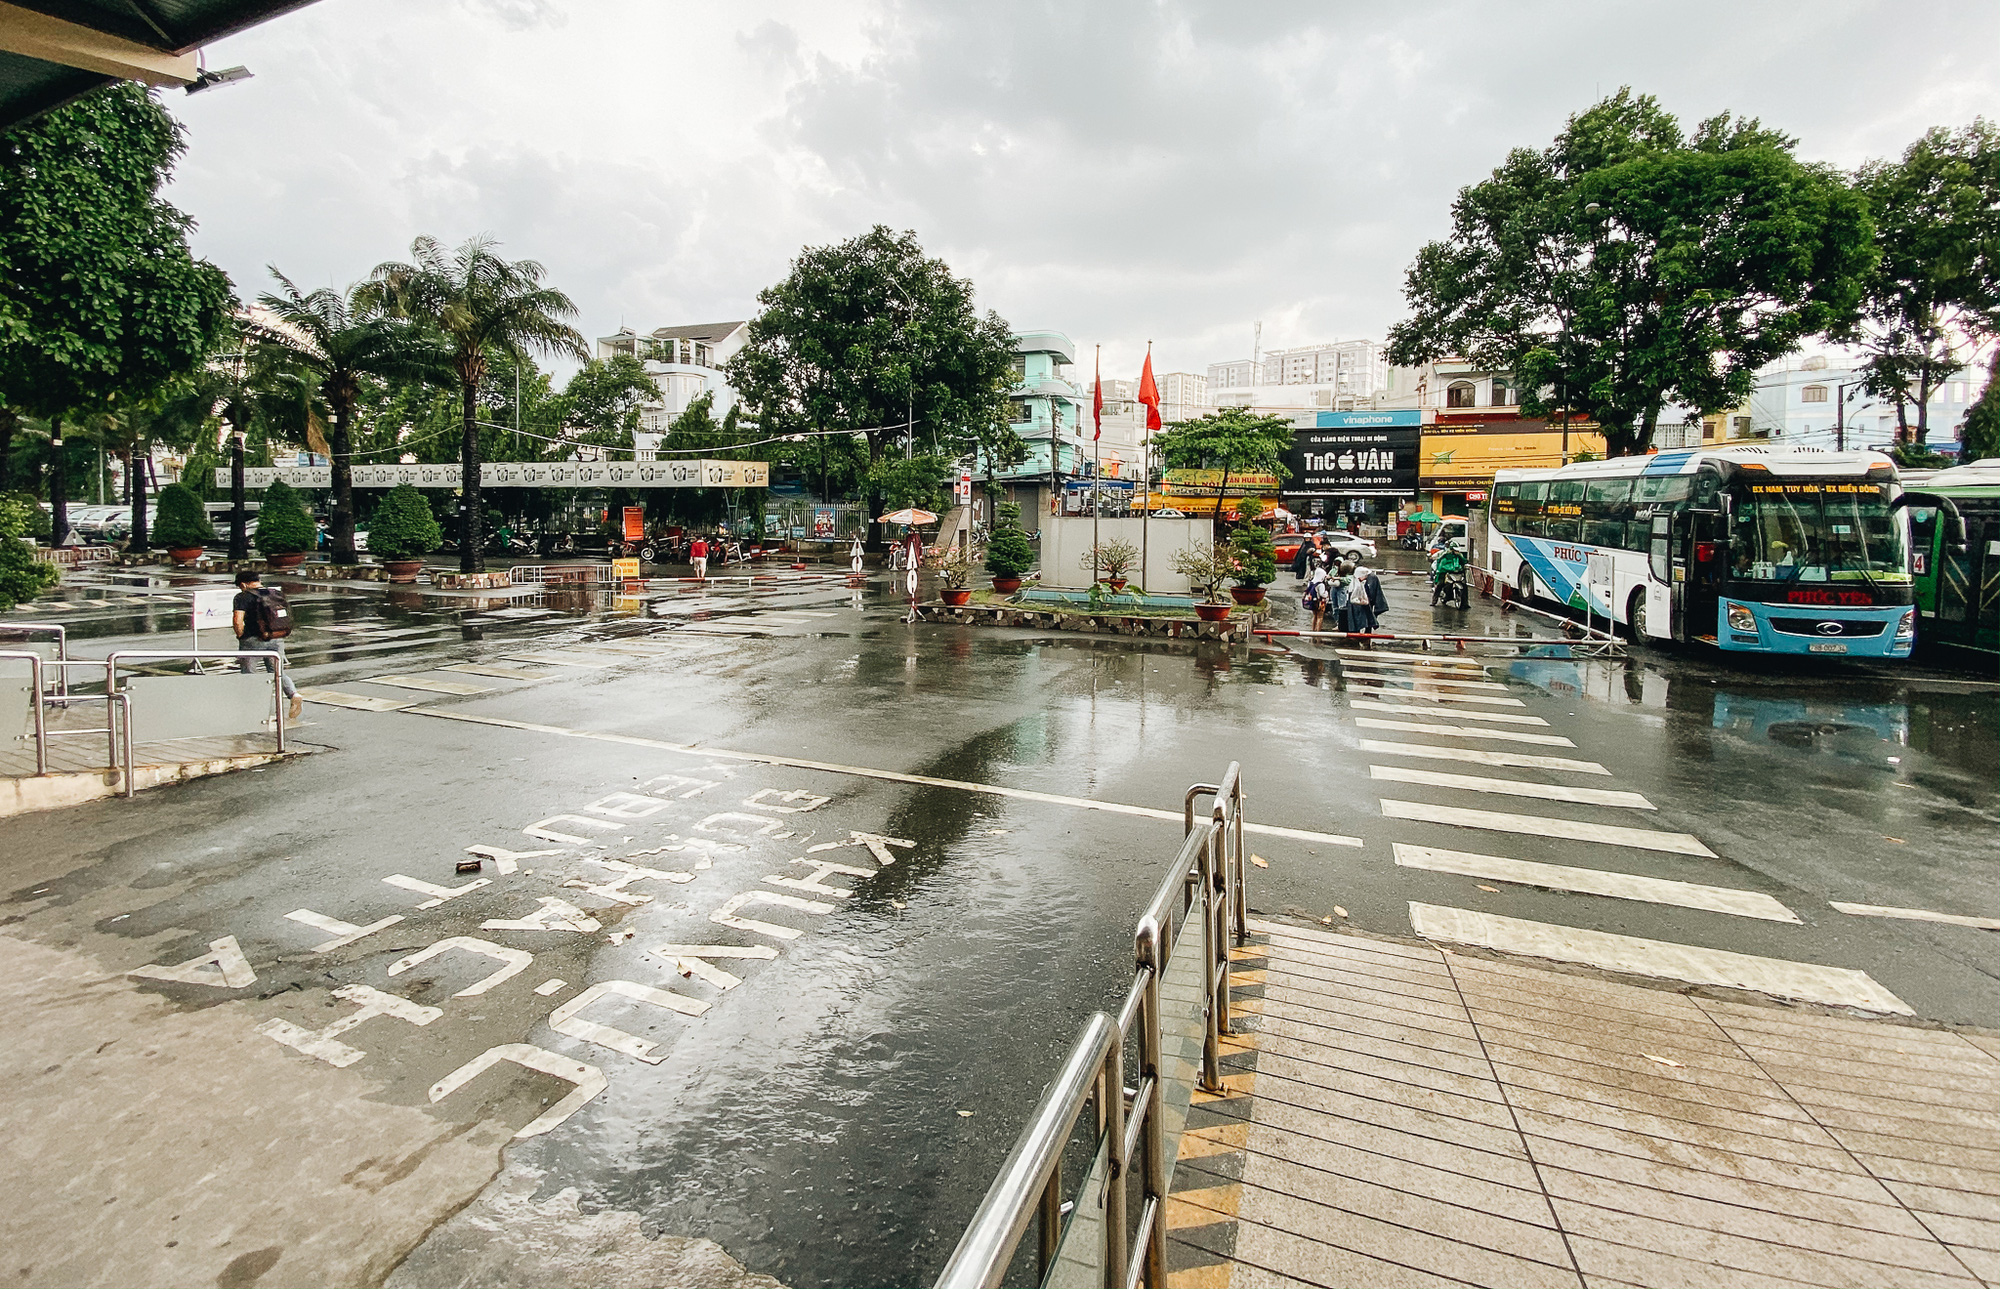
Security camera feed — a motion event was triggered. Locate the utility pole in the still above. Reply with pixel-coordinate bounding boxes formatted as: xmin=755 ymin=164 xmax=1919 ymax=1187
xmin=229 ymin=433 xmax=247 ymax=561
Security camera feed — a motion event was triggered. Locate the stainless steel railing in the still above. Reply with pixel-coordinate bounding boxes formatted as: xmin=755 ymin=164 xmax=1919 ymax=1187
xmin=0 ymin=650 xmax=49 ymax=774
xmin=104 ymin=651 xmax=289 ymax=797
xmin=937 ymin=764 xmax=1247 ymax=1289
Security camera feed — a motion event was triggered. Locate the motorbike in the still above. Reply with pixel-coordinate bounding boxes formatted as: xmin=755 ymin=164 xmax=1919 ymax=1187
xmin=1430 ymin=559 xmax=1470 ymax=609
xmin=1400 ymin=530 xmax=1425 ymax=550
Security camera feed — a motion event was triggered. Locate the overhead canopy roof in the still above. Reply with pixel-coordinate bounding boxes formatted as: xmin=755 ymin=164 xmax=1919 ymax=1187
xmin=0 ymin=0 xmax=320 ymax=129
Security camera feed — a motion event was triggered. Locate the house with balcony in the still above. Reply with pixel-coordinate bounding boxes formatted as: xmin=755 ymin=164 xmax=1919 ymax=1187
xmin=597 ymin=321 xmax=749 ymax=437
xmin=990 ymin=330 xmax=1090 ymax=529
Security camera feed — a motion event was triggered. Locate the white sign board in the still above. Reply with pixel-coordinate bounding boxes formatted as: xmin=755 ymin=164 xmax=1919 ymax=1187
xmin=211 ymin=466 xmax=331 ymax=488
xmin=222 ymin=460 xmax=768 ymax=489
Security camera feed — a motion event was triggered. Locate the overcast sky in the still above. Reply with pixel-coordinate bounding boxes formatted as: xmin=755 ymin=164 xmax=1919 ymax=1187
xmin=169 ymin=0 xmax=2000 ymax=383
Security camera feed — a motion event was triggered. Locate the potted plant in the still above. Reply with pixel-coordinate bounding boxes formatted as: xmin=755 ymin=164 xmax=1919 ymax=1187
xmin=1227 ymin=520 xmax=1277 ymax=606
xmin=253 ymin=479 xmax=317 ymax=570
xmin=1080 ymin=537 xmax=1142 ymax=592
xmin=935 ymin=542 xmax=978 ymax=606
xmin=984 ymin=504 xmax=1035 ymax=593
xmin=366 ymin=483 xmax=444 ymax=583
xmin=1171 ymin=542 xmax=1236 ymax=621
xmin=152 ymin=483 xmax=212 ymax=565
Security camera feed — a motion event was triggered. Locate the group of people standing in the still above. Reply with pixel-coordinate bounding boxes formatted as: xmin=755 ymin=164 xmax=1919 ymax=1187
xmin=1294 ymin=533 xmax=1389 ymax=639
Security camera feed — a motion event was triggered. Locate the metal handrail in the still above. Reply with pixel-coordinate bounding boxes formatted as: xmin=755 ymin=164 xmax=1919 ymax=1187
xmin=0 ymin=650 xmax=48 ymax=774
xmin=938 ymin=764 xmax=1246 ymax=1289
xmin=0 ymin=623 xmax=69 ymax=700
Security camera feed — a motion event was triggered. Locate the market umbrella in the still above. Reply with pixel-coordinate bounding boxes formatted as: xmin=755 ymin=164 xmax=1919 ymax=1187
xmin=876 ymin=508 xmax=938 ymax=525
xmin=1407 ymin=510 xmax=1443 ymax=523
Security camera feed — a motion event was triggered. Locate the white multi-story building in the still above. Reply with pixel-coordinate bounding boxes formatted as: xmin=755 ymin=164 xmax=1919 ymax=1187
xmin=1748 ymin=353 xmax=1985 ymax=451
xmin=1207 ymin=338 xmax=1389 ymax=412
xmin=597 ymin=321 xmax=749 ymax=434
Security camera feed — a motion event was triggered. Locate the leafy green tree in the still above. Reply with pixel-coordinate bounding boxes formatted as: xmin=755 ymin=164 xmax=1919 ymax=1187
xmin=1388 ymin=89 xmax=1876 ymax=456
xmin=252 ymin=271 xmax=447 ymax=561
xmin=365 ymin=483 xmax=443 ymax=560
xmin=362 ymin=235 xmax=587 ymax=572
xmin=1151 ymin=407 xmax=1293 ymax=522
xmin=984 ymin=503 xmax=1036 ymax=580
xmin=0 ymin=493 xmax=58 ymax=609
xmin=559 ymin=354 xmax=658 ymax=453
xmin=151 ymin=482 xmax=210 ymax=550
xmin=253 ymin=478 xmax=316 ymax=556
xmin=0 ymin=84 xmax=234 ymax=543
xmin=1852 ymin=121 xmax=2000 ymax=446
xmin=726 ymin=225 xmax=1019 ymax=543
xmin=1228 ymin=521 xmax=1277 ymax=588
xmin=1961 ymin=350 xmax=2000 ymax=462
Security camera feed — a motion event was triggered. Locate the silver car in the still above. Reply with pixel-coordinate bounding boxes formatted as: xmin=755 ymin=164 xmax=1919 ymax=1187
xmin=1322 ymin=531 xmax=1377 ymax=561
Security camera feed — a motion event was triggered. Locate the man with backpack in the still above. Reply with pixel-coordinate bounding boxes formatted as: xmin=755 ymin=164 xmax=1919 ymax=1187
xmin=232 ymin=569 xmax=302 ymax=720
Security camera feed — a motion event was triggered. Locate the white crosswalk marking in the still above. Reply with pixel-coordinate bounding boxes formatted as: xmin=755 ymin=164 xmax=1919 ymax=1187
xmin=504 ymin=652 xmax=618 ymax=667
xmin=1334 ymin=649 xmax=1484 ymax=670
xmin=1345 ymin=673 xmax=1510 ymax=692
xmin=1829 ymin=902 xmax=2000 ymax=931
xmin=1346 ymin=688 xmax=1527 ymax=708
xmin=1360 ymin=739 xmax=1607 ymax=774
xmin=362 ymin=674 xmax=495 ymax=696
xmin=1409 ymin=903 xmax=1910 ymax=1014
xmin=298 ymin=688 xmax=416 ymax=712
xmin=1356 ymin=717 xmax=1575 ymax=747
xmin=441 ymin=663 xmax=550 ymax=680
xmin=1394 ymin=844 xmax=1799 ymax=922
xmin=1349 ymin=700 xmax=1547 ymax=726
xmin=573 ymin=642 xmax=688 ymax=656
xmin=1370 ymin=764 xmax=1653 ymax=809
xmin=1380 ymin=799 xmax=1714 ymax=856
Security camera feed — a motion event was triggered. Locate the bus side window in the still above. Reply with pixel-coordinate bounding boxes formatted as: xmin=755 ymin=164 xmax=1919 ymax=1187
xmin=1517 ymin=481 xmax=1547 ymax=539
xmin=1584 ymin=478 xmax=1633 ymax=549
xmin=1909 ymin=508 xmax=1936 ymax=579
xmin=1492 ymin=482 xmax=1520 ymax=534
xmin=1545 ymin=480 xmax=1583 ymax=543
xmin=1649 ymin=514 xmax=1671 ymax=582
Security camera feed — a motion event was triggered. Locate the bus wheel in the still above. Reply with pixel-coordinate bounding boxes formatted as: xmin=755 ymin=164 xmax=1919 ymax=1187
xmin=1516 ymin=564 xmax=1536 ymax=603
xmin=1627 ymin=588 xmax=1650 ymax=644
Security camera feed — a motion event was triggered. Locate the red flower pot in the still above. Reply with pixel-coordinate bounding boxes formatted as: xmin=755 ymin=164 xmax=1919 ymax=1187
xmin=1194 ymin=603 xmax=1232 ymax=622
xmin=1230 ymin=586 xmax=1267 ymax=606
xmin=941 ymin=588 xmax=972 ymax=606
xmin=991 ymin=576 xmax=1023 ymax=593
xmin=266 ymin=552 xmax=307 ymax=570
xmin=167 ymin=547 xmax=204 ymax=566
xmin=1106 ymin=578 xmax=1128 ymax=592
xmin=382 ymin=559 xmax=425 ymax=584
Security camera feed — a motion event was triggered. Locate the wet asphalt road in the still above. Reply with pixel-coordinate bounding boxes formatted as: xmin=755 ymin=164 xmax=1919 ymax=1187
xmin=1 ymin=556 xmax=1994 ymax=1288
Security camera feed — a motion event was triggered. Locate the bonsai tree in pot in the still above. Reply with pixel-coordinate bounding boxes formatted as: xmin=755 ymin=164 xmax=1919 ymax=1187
xmin=1080 ymin=537 xmax=1142 ymax=591
xmin=984 ymin=504 xmax=1035 ymax=593
xmin=366 ymin=483 xmax=443 ymax=583
xmin=935 ymin=542 xmax=978 ymax=606
xmin=1227 ymin=521 xmax=1277 ymax=606
xmin=152 ymin=483 xmax=212 ymax=565
xmin=1171 ymin=541 xmax=1237 ymax=620
xmin=253 ymin=479 xmax=317 ymax=569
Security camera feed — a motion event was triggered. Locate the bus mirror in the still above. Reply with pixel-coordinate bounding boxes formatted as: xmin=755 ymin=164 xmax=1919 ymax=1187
xmin=1893 ymin=490 xmax=1969 ymax=554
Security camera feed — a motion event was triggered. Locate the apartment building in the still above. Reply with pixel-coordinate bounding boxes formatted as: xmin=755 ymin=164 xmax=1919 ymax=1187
xmin=596 ymin=321 xmax=749 ymax=433
xmin=1206 ymin=338 xmax=1389 ymax=412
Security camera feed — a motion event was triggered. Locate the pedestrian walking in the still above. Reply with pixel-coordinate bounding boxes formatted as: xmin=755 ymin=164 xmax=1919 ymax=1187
xmin=232 ymin=569 xmax=302 ymax=720
xmin=1303 ymin=564 xmax=1331 ymax=633
xmin=690 ymin=533 xmax=709 ymax=580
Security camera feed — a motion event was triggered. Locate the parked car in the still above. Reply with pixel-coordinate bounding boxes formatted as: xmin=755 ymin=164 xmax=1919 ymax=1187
xmin=1276 ymin=529 xmax=1378 ymax=566
xmin=209 ymin=515 xmax=259 ymax=544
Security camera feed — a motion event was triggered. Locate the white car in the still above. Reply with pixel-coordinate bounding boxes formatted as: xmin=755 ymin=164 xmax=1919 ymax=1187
xmin=1322 ymin=531 xmax=1377 ymax=561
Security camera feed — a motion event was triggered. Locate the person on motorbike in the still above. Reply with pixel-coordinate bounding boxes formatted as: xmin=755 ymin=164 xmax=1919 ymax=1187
xmin=1431 ymin=541 xmax=1468 ymax=605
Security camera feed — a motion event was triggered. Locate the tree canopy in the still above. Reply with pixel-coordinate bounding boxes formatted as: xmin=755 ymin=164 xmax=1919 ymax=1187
xmin=1852 ymin=120 xmax=2000 ymax=447
xmin=726 ymin=225 xmax=1019 ymax=536
xmin=1152 ymin=407 xmax=1293 ymax=521
xmin=1387 ymin=89 xmax=1877 ymax=456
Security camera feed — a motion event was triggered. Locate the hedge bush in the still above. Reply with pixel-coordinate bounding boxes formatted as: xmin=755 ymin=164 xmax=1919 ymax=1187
xmin=254 ymin=479 xmax=316 ymax=555
xmin=152 ymin=483 xmax=212 ymax=549
xmin=366 ymin=484 xmax=443 ymax=560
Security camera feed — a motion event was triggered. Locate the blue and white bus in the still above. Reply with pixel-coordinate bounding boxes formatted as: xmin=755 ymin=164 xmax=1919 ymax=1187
xmin=1486 ymin=447 xmax=1915 ymax=657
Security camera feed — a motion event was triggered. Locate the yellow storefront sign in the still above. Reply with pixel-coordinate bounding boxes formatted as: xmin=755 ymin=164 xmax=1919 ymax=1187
xmin=1161 ymin=468 xmax=1282 ymax=496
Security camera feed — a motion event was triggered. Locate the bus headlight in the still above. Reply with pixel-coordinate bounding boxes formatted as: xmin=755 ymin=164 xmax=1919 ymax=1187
xmin=1725 ymin=602 xmax=1757 ymax=633
xmin=1894 ymin=609 xmax=1915 ymax=641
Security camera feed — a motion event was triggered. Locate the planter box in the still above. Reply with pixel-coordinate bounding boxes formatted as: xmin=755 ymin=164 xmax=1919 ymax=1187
xmin=915 ymin=601 xmax=1254 ymax=643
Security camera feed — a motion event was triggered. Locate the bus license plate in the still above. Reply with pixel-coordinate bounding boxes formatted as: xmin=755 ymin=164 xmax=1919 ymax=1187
xmin=1808 ymin=642 xmax=1848 ymax=654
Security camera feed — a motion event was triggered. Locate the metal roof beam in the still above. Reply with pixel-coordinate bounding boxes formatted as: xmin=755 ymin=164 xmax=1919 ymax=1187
xmin=0 ymin=0 xmax=195 ymax=86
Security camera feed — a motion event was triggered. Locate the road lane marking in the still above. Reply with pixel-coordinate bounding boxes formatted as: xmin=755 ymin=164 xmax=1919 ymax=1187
xmin=1336 ymin=658 xmax=1488 ymax=676
xmin=1347 ymin=688 xmax=1528 ymax=708
xmin=1409 ymin=903 xmax=1910 ymax=1014
xmin=284 ymin=909 xmax=406 ymax=951
xmin=1346 ymin=674 xmax=1510 ymax=692
xmin=572 ymin=641 xmax=691 ymax=656
xmin=362 ymin=674 xmax=496 ymax=695
xmin=298 ymin=688 xmax=417 ymax=712
xmin=1350 ymin=700 xmax=1547 ymax=726
xmin=1371 ymin=764 xmax=1653 ymax=809
xmin=1361 ymin=739 xmax=1607 ymax=774
xmin=1394 ymin=844 xmax=1799 ymax=922
xmin=441 ymin=663 xmax=550 ymax=680
xmin=1356 ymin=717 xmax=1575 ymax=747
xmin=1380 ymin=799 xmax=1714 ymax=856
xmin=1829 ymin=902 xmax=2000 ymax=931
xmin=412 ymin=709 xmax=1367 ymax=847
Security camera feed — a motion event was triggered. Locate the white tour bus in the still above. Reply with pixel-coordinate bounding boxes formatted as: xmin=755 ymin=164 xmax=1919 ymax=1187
xmin=1486 ymin=446 xmax=1915 ymax=657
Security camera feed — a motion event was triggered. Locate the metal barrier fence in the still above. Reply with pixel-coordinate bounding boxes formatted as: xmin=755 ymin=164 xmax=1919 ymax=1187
xmin=3 ymin=648 xmax=288 ymax=794
xmin=936 ymin=765 xmax=1246 ymax=1289
xmin=507 ymin=563 xmax=617 ymax=586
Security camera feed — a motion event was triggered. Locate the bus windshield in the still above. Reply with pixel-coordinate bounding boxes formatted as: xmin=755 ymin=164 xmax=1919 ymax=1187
xmin=1729 ymin=480 xmax=1910 ymax=585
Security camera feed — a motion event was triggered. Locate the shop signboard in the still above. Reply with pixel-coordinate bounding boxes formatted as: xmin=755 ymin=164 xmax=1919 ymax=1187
xmin=1281 ymin=410 xmax=1419 ymax=497
xmin=1161 ymin=468 xmax=1282 ymax=496
xmin=228 ymin=460 xmax=770 ymax=489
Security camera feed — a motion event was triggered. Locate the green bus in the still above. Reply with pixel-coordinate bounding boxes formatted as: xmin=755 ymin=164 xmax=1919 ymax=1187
xmin=1904 ymin=459 xmax=2000 ymax=657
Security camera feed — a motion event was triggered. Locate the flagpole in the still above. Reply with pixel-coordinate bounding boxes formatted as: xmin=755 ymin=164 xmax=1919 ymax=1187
xmin=1141 ymin=340 xmax=1151 ymax=592
xmin=1092 ymin=344 xmax=1101 ymax=584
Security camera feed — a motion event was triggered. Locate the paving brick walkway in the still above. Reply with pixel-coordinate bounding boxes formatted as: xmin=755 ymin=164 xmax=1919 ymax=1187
xmin=1166 ymin=919 xmax=2000 ymax=1289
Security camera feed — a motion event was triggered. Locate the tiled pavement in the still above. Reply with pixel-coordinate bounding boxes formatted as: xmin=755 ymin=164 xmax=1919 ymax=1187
xmin=1166 ymin=921 xmax=2000 ymax=1289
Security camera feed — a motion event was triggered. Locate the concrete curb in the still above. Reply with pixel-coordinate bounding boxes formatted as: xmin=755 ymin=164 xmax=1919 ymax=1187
xmin=0 ymin=748 xmax=310 ymax=818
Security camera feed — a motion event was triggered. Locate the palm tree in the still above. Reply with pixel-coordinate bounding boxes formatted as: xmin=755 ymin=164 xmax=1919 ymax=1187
xmin=361 ymin=236 xmax=586 ymax=572
xmin=252 ymin=272 xmax=444 ymax=564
